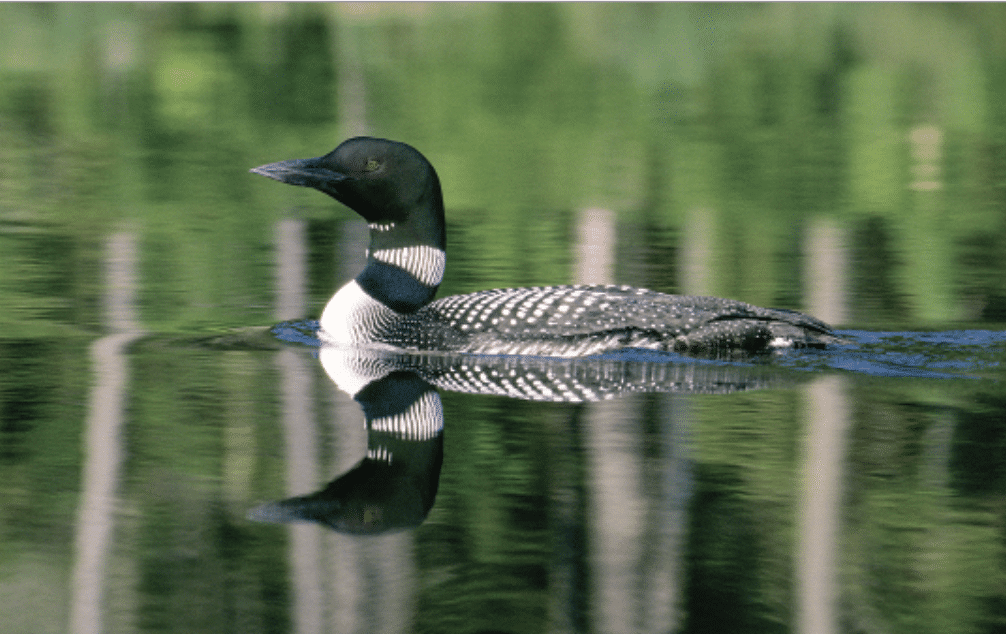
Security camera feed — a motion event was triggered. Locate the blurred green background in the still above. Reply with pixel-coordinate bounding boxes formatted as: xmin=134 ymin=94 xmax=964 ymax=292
xmin=3 ymin=3 xmax=1006 ymax=336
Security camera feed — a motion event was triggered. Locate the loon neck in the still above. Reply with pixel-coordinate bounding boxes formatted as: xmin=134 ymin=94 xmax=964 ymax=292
xmin=354 ymin=222 xmax=446 ymax=314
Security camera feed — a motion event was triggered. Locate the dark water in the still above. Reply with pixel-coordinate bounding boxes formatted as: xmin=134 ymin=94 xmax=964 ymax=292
xmin=3 ymin=4 xmax=1006 ymax=634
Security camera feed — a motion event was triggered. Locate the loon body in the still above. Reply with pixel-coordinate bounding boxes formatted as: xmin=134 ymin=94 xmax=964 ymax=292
xmin=252 ymin=137 xmax=840 ymax=357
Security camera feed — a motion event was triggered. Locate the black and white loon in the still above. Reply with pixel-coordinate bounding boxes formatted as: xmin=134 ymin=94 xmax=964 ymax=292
xmin=252 ymin=137 xmax=840 ymax=357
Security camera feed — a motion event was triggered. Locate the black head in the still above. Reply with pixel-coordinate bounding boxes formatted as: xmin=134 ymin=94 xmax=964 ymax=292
xmin=251 ymin=137 xmax=445 ymax=249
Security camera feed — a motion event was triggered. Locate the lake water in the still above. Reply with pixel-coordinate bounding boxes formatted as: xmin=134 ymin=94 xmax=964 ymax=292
xmin=2 ymin=4 xmax=1006 ymax=634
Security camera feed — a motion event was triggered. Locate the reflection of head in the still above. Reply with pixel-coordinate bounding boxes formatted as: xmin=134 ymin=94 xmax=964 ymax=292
xmin=250 ymin=442 xmax=442 ymax=534
xmin=249 ymin=368 xmax=444 ymax=535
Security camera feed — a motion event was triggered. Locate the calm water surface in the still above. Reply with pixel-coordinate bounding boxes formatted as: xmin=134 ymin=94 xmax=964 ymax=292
xmin=34 ymin=224 xmax=1006 ymax=634
xmin=3 ymin=4 xmax=1006 ymax=634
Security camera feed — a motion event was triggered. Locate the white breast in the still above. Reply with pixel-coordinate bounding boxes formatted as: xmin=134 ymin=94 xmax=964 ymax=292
xmin=319 ymin=280 xmax=398 ymax=345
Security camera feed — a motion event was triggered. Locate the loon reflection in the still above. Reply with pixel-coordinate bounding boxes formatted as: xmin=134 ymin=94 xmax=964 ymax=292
xmin=249 ymin=368 xmax=444 ymax=534
xmin=249 ymin=341 xmax=809 ymax=534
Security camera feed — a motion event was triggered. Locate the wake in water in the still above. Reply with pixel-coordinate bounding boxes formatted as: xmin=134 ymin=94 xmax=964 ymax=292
xmin=777 ymin=329 xmax=1006 ymax=379
xmin=270 ymin=321 xmax=1005 ymax=384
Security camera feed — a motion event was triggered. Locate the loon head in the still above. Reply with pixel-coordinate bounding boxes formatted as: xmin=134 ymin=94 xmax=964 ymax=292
xmin=253 ymin=137 xmax=447 ymax=316
xmin=251 ymin=137 xmax=446 ymax=251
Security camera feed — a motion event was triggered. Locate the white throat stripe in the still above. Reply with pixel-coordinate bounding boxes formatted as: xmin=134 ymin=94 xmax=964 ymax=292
xmin=369 ymin=390 xmax=444 ymax=440
xmin=372 ymin=246 xmax=446 ymax=287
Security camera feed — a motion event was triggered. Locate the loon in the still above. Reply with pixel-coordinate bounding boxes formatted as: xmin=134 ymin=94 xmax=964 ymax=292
xmin=252 ymin=137 xmax=840 ymax=357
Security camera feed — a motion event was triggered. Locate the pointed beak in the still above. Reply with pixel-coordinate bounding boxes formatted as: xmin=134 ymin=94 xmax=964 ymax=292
xmin=250 ymin=157 xmax=349 ymax=191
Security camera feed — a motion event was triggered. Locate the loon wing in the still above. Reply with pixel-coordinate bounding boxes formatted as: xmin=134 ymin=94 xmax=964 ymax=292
xmin=401 ymin=285 xmax=837 ymax=356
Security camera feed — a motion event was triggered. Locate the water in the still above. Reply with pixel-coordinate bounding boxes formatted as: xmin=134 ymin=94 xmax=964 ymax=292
xmin=55 ymin=268 xmax=1005 ymax=634
xmin=3 ymin=4 xmax=1006 ymax=634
